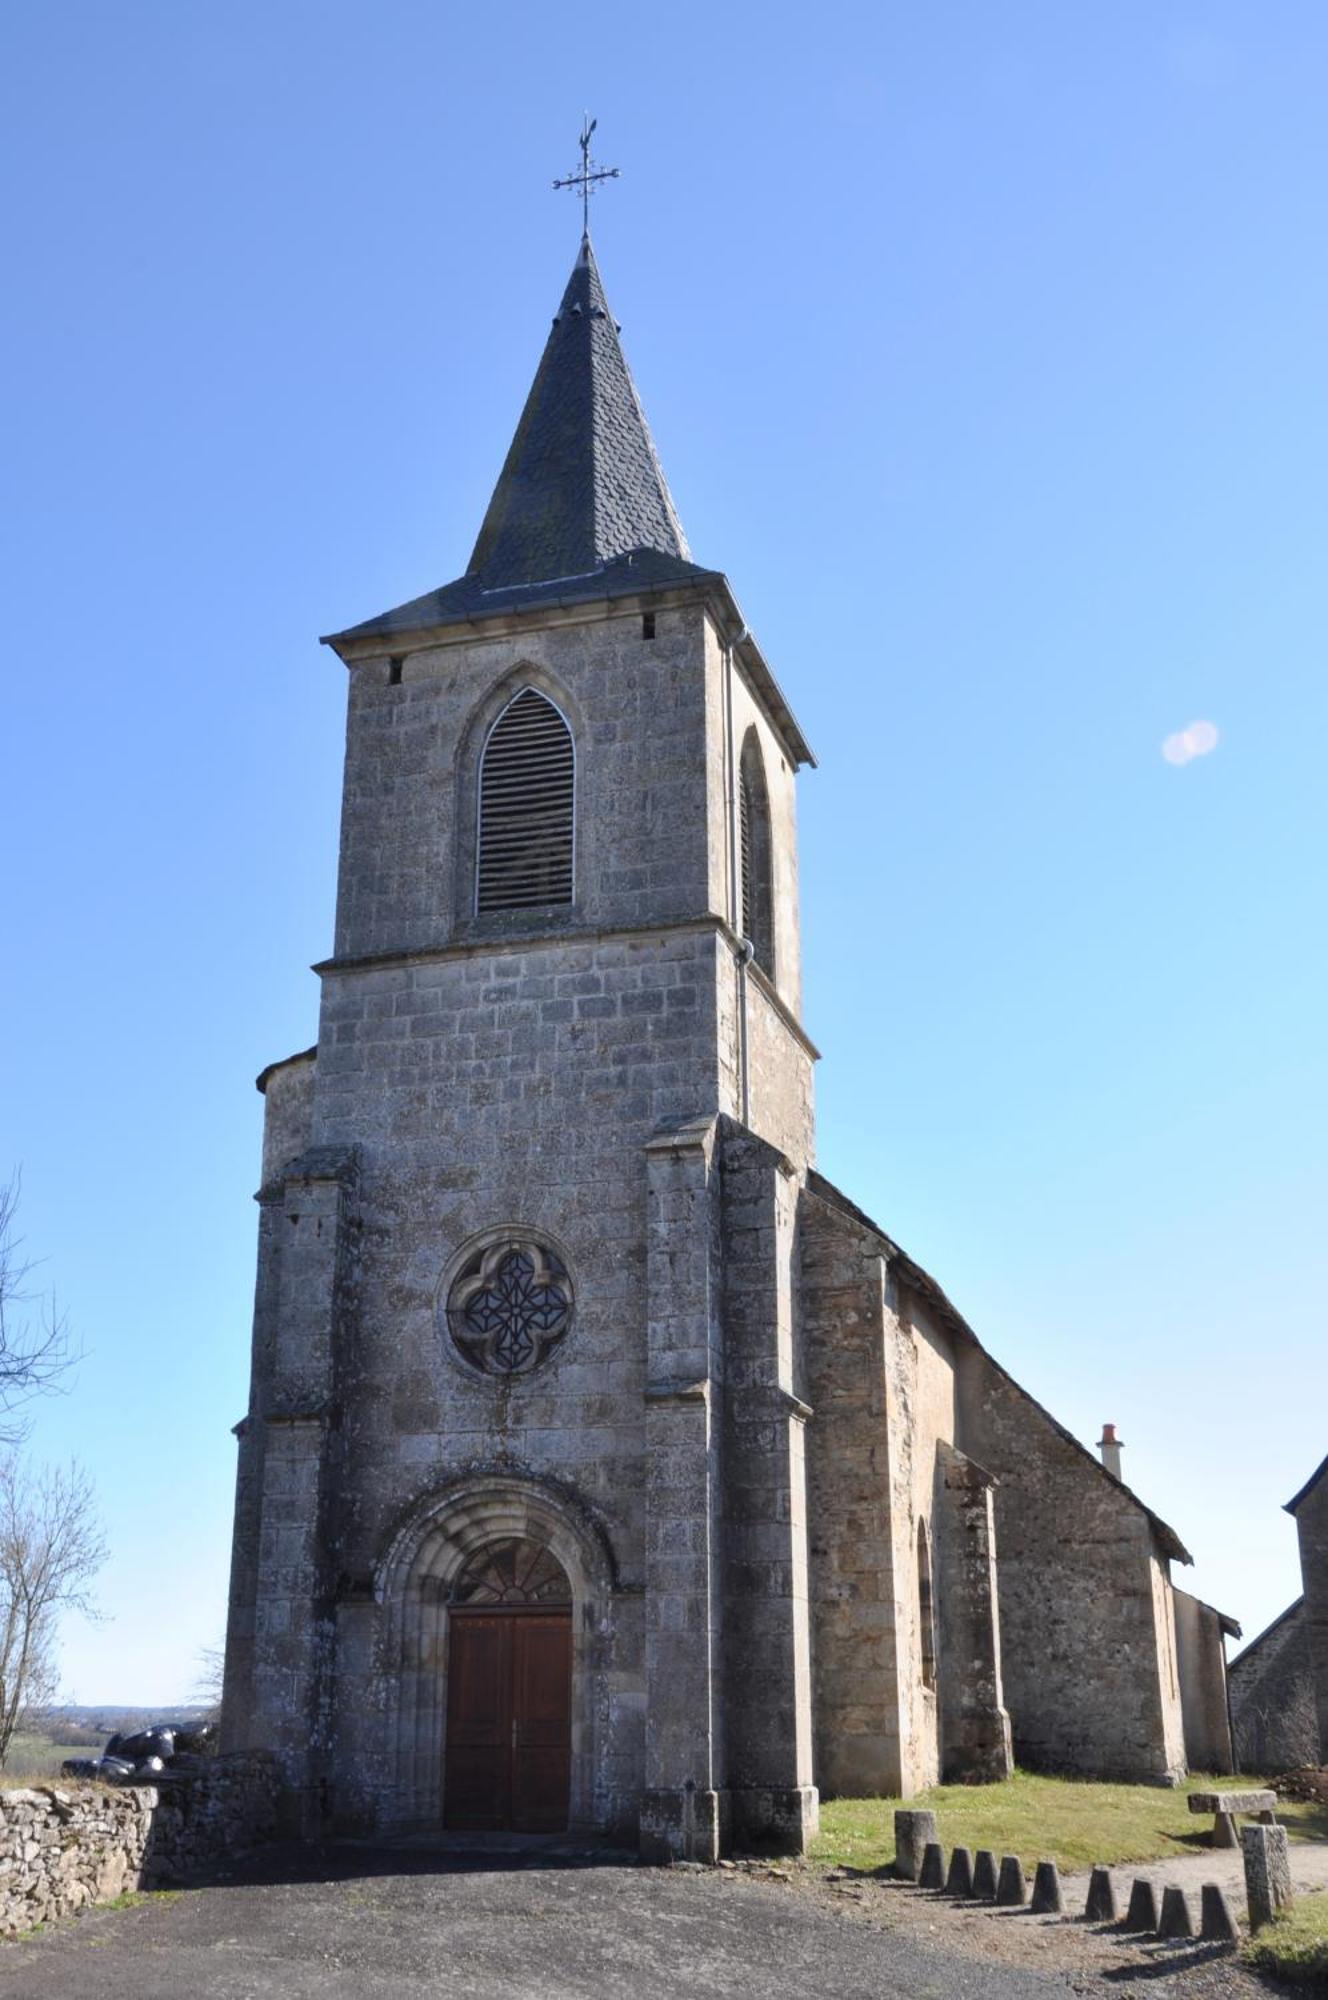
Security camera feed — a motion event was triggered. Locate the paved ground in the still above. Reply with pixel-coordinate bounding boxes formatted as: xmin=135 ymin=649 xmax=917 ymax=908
xmin=0 ymin=1846 xmax=1097 ymax=2000
xmin=1061 ymin=1835 xmax=1328 ymax=1903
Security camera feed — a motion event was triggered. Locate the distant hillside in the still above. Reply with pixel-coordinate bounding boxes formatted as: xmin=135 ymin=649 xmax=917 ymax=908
xmin=34 ymin=1704 xmax=211 ymax=1746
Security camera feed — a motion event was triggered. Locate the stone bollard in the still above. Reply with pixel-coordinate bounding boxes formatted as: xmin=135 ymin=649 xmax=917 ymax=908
xmin=919 ymin=1841 xmax=946 ymax=1889
xmin=894 ymin=1809 xmax=938 ymax=1883
xmin=1030 ymin=1860 xmax=1064 ymax=1915
xmin=1158 ymin=1885 xmax=1195 ymax=1939
xmin=1085 ymin=1865 xmax=1118 ymax=1922
xmin=996 ymin=1855 xmax=1027 ymax=1906
xmin=1124 ymin=1879 xmax=1160 ymax=1932
xmin=972 ymin=1849 xmax=998 ymax=1900
xmin=1242 ymin=1822 xmax=1292 ymax=1933
xmin=1200 ymin=1882 xmax=1239 ymax=1943
xmin=945 ymin=1847 xmax=975 ymax=1897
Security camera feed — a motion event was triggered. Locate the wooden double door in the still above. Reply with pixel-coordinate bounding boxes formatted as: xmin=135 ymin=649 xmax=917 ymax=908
xmin=444 ymin=1609 xmax=572 ymax=1832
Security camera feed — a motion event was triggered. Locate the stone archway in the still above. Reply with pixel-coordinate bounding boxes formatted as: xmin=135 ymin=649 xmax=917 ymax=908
xmin=375 ymin=1476 xmax=617 ymax=1835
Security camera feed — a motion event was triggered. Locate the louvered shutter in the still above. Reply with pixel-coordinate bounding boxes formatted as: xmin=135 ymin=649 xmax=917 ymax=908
xmin=477 ymin=690 xmax=575 ymax=913
xmin=739 ymin=767 xmax=753 ymax=941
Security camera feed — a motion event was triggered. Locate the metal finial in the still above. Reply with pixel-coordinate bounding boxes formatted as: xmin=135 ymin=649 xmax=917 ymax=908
xmin=552 ymin=114 xmax=620 ymax=237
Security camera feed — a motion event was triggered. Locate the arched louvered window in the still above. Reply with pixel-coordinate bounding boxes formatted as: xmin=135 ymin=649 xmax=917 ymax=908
xmin=739 ymin=767 xmax=754 ymax=938
xmin=738 ymin=730 xmax=775 ymax=976
xmin=476 ymin=688 xmax=575 ymax=914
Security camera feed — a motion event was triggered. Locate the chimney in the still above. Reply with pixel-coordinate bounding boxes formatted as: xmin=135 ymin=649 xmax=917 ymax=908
xmin=1098 ymin=1423 xmax=1123 ymax=1481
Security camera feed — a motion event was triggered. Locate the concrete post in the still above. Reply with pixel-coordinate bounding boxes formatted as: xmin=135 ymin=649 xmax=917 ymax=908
xmin=1030 ymin=1860 xmax=1064 ymax=1915
xmin=894 ymin=1809 xmax=938 ymax=1881
xmin=1125 ymin=1879 xmax=1160 ymax=1931
xmin=995 ymin=1855 xmax=1026 ymax=1905
xmin=1242 ymin=1822 xmax=1293 ymax=1932
xmin=1159 ymin=1885 xmax=1195 ymax=1939
xmin=945 ymin=1846 xmax=975 ymax=1896
xmin=1085 ymin=1866 xmax=1118 ymax=1921
xmin=1201 ymin=1883 xmax=1239 ymax=1941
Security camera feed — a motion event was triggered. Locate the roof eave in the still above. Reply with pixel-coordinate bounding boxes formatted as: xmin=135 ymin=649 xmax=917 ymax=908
xmin=803 ymin=1167 xmax=1194 ymax=1567
xmin=1284 ymin=1450 xmax=1328 ymax=1516
xmin=321 ymin=570 xmax=817 ymax=771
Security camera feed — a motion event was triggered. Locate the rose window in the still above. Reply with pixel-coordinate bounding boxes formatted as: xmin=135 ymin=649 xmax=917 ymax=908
xmin=446 ymin=1239 xmax=573 ymax=1376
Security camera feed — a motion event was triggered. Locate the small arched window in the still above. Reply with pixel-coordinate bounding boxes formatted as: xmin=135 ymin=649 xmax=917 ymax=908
xmin=917 ymin=1519 xmax=937 ymax=1691
xmin=476 ymin=688 xmax=575 ymax=914
xmin=738 ymin=730 xmax=775 ymax=975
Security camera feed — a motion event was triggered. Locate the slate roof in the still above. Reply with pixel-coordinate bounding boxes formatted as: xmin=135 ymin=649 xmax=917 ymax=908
xmin=333 ymin=547 xmax=723 ymax=642
xmin=1227 ymin=1595 xmax=1304 ymax=1674
xmin=805 ymin=1168 xmax=1194 ymax=1566
xmin=331 ymin=237 xmax=699 ymax=643
xmin=1285 ymin=1450 xmax=1328 ymax=1515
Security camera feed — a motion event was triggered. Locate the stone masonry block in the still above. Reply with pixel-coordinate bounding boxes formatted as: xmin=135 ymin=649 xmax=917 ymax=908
xmin=1242 ymin=1822 xmax=1292 ymax=1932
xmin=894 ymin=1809 xmax=937 ymax=1881
xmin=1158 ymin=1885 xmax=1194 ymax=1940
xmin=1084 ymin=1865 xmax=1118 ymax=1922
xmin=972 ymin=1849 xmax=998 ymax=1900
xmin=1030 ymin=1860 xmax=1063 ymax=1915
xmin=995 ymin=1855 xmax=1026 ymax=1906
xmin=945 ymin=1846 xmax=974 ymax=1897
xmin=1124 ymin=1878 xmax=1160 ymax=1932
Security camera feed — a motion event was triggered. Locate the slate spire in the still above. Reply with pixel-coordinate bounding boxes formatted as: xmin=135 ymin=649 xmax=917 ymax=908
xmin=466 ymin=236 xmax=690 ymax=588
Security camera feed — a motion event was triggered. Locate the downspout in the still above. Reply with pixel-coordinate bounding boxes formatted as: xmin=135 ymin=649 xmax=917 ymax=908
xmin=723 ymin=624 xmax=752 ymax=1127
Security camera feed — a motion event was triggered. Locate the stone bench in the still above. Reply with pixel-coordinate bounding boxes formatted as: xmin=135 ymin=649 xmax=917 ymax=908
xmin=1188 ymin=1788 xmax=1277 ymax=1849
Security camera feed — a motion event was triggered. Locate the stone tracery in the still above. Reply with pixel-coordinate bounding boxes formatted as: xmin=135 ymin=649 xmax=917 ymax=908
xmin=446 ymin=1238 xmax=573 ymax=1375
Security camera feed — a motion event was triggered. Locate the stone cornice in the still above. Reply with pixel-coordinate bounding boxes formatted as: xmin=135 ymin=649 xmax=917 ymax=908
xmin=312 ymin=916 xmax=821 ymax=1062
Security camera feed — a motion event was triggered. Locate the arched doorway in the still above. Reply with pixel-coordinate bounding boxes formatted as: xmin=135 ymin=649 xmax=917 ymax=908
xmin=444 ymin=1537 xmax=572 ymax=1832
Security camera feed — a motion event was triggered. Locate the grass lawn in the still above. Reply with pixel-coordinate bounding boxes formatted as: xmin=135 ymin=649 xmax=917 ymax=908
xmin=1242 ymin=1891 xmax=1328 ymax=1985
xmin=0 ymin=1733 xmax=96 ymax=1783
xmin=813 ymin=1771 xmax=1328 ymax=1876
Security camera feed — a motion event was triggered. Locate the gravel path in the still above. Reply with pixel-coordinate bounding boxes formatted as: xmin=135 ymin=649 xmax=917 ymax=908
xmin=0 ymin=1843 xmax=1305 ymax=2000
xmin=0 ymin=1847 xmax=1083 ymax=2000
xmin=1061 ymin=1836 xmax=1328 ymax=1904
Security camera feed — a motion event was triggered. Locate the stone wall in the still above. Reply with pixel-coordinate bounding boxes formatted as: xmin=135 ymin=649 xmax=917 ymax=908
xmin=1229 ymin=1601 xmax=1318 ymax=1773
xmin=719 ymin=1122 xmax=817 ymax=1853
xmin=958 ymin=1346 xmax=1186 ymax=1784
xmin=0 ymin=1755 xmax=278 ymax=1936
xmin=1172 ymin=1588 xmax=1235 ymax=1774
xmin=1290 ymin=1463 xmax=1328 ymax=1762
xmin=934 ymin=1442 xmax=1013 ymax=1782
xmin=225 ymin=587 xmax=820 ymax=1846
xmin=800 ymin=1187 xmax=904 ymax=1798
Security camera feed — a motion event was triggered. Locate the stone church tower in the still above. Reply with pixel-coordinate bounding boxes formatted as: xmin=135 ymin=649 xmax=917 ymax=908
xmin=223 ymin=227 xmax=1232 ymax=1856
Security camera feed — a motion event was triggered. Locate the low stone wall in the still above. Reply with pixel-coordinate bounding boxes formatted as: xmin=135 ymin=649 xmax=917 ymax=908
xmin=0 ymin=1753 xmax=279 ymax=1936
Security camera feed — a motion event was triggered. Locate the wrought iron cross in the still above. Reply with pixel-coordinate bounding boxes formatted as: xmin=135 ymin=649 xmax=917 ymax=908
xmin=553 ymin=116 xmax=620 ymax=235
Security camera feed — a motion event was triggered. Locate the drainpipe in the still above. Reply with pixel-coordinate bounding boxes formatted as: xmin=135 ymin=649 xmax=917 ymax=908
xmin=723 ymin=624 xmax=752 ymax=1126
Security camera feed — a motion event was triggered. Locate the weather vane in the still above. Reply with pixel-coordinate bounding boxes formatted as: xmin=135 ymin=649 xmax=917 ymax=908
xmin=553 ymin=116 xmax=620 ymax=236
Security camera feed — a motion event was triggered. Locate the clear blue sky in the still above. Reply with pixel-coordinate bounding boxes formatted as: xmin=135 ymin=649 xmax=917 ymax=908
xmin=1 ymin=2 xmax=1324 ymax=1704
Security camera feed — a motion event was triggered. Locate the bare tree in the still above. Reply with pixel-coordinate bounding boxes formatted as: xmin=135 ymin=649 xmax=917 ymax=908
xmin=0 ymin=1458 xmax=106 ymax=1767
xmin=194 ymin=1637 xmax=225 ymax=1728
xmin=0 ymin=1176 xmax=75 ymax=1439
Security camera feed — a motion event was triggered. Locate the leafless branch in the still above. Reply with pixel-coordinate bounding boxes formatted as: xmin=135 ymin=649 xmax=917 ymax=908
xmin=0 ymin=1174 xmax=79 ymax=1441
xmin=0 ymin=1456 xmax=106 ymax=1767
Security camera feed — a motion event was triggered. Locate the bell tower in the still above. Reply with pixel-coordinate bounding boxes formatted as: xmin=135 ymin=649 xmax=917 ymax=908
xmin=222 ymin=209 xmax=820 ymax=1858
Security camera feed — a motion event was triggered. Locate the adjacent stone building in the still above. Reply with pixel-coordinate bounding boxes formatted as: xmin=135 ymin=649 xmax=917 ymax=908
xmin=1230 ymin=1452 xmax=1328 ymax=1772
xmin=222 ymin=228 xmax=1234 ymax=1856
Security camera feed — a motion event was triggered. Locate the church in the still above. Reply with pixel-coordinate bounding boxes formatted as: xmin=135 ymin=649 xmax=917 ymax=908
xmin=221 ymin=200 xmax=1235 ymax=1858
